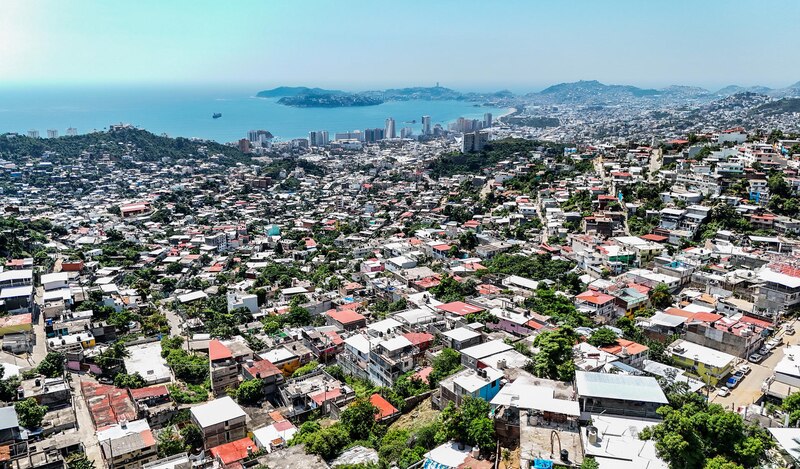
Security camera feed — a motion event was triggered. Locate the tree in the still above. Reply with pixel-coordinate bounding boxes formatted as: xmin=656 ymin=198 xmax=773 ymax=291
xmin=783 ymin=391 xmax=800 ymax=425
xmin=430 ymin=348 xmax=462 ymax=387
xmin=438 ymin=397 xmax=495 ymax=451
xmin=531 ymin=327 xmax=577 ymax=381
xmin=234 ymin=379 xmax=263 ymax=404
xmin=36 ymin=352 xmax=65 ymax=378
xmin=340 ymin=399 xmax=379 ymax=441
xmin=650 ymin=283 xmax=672 ymax=309
xmin=581 ymin=457 xmax=600 ymax=469
xmin=66 ymin=453 xmax=96 ymax=469
xmin=639 ymin=400 xmax=771 ymax=469
xmin=303 ymin=423 xmax=350 ymax=460
xmin=703 ymin=456 xmax=743 ymax=469
xmin=114 ymin=372 xmax=146 ymax=389
xmin=157 ymin=427 xmax=186 ymax=458
xmin=588 ymin=327 xmax=618 ymax=347
xmin=15 ymin=398 xmax=47 ymax=429
xmin=430 ymin=276 xmax=476 ymax=303
xmin=180 ymin=424 xmax=203 ymax=452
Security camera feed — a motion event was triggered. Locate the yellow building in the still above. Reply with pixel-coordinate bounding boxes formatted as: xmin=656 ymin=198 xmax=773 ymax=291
xmin=667 ymin=339 xmax=736 ymax=386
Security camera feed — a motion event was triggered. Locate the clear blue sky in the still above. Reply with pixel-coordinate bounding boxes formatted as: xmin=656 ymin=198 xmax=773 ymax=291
xmin=3 ymin=0 xmax=799 ymax=91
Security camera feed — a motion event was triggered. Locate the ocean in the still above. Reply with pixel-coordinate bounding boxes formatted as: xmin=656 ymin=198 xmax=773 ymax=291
xmin=0 ymin=86 xmax=508 ymax=143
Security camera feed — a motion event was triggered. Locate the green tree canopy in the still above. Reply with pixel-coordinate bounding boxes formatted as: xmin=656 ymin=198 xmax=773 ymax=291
xmin=15 ymin=398 xmax=47 ymax=429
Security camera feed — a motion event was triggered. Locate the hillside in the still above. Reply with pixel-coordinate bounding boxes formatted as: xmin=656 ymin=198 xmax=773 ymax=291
xmin=256 ymin=86 xmax=343 ymax=98
xmin=0 ymin=127 xmax=251 ymax=165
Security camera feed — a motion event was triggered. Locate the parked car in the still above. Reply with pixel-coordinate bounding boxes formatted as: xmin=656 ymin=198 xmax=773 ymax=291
xmin=732 ymin=370 xmax=745 ymax=380
xmin=726 ymin=376 xmax=740 ymax=388
xmin=738 ymin=364 xmax=751 ymax=374
xmin=749 ymin=353 xmax=764 ymax=363
xmin=786 ymin=327 xmax=796 ymax=336
xmin=717 ymin=386 xmax=731 ymax=397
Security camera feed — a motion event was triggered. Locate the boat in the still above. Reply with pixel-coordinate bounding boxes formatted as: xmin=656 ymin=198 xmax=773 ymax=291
xmin=212 ymin=113 xmax=222 ymax=119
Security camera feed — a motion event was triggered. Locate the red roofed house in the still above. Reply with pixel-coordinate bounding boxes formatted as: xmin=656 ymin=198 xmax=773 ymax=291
xmin=599 ymin=339 xmax=650 ymax=368
xmin=436 ymin=301 xmax=485 ymax=317
xmin=575 ymin=291 xmax=617 ymax=319
xmin=326 ymin=309 xmax=367 ymax=331
xmin=242 ymin=358 xmax=285 ymax=400
xmin=369 ymin=393 xmax=400 ymax=422
xmin=128 ymin=385 xmax=173 ymax=428
xmin=403 ymin=332 xmax=435 ymax=354
xmin=209 ymin=339 xmax=239 ymax=396
xmin=210 ymin=437 xmax=257 ymax=468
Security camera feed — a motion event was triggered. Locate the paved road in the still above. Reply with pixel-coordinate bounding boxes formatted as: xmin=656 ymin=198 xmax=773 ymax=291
xmin=711 ymin=319 xmax=800 ymax=410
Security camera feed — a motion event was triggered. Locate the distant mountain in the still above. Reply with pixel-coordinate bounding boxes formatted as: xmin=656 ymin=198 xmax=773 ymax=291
xmin=769 ymin=81 xmax=800 ymax=98
xmin=277 ymin=93 xmax=383 ymax=108
xmin=529 ymin=80 xmax=661 ymax=103
xmin=716 ymin=85 xmax=773 ymax=96
xmin=256 ymin=86 xmax=344 ymax=98
xmin=754 ymin=97 xmax=800 ymax=115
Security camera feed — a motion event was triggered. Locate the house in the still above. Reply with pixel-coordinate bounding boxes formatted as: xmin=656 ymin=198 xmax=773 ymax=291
xmin=441 ymin=327 xmax=482 ymax=351
xmin=436 ymin=366 xmax=503 ymax=408
xmin=582 ymin=414 xmax=668 ymax=469
xmin=368 ymin=334 xmax=415 ymax=388
xmin=575 ymin=371 xmax=668 ymax=419
xmin=209 ymin=339 xmax=239 ymax=396
xmin=124 ymin=341 xmax=171 ymax=386
xmin=128 ymin=385 xmax=175 ymax=429
xmin=459 ymin=340 xmax=513 ymax=370
xmin=242 ymin=358 xmax=284 ymax=400
xmin=190 ymin=396 xmax=247 ymax=450
xmin=326 ymin=309 xmax=367 ymax=331
xmin=435 ymin=301 xmax=485 ymax=318
xmin=209 ymin=437 xmax=257 ymax=468
xmin=97 ymin=419 xmax=158 ymax=469
xmin=667 ymin=339 xmax=736 ymax=386
xmin=598 ymin=339 xmax=649 ymax=368
xmin=575 ymin=291 xmax=617 ymax=319
xmin=253 ymin=419 xmax=297 ymax=453
xmin=0 ymin=406 xmax=26 ymax=458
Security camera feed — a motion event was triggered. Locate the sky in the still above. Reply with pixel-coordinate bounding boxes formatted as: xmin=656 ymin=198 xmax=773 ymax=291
xmin=2 ymin=0 xmax=799 ymax=92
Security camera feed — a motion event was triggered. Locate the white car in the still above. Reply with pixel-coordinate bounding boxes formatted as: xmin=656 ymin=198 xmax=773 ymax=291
xmin=749 ymin=353 xmax=764 ymax=363
xmin=737 ymin=364 xmax=751 ymax=374
xmin=717 ymin=386 xmax=731 ymax=397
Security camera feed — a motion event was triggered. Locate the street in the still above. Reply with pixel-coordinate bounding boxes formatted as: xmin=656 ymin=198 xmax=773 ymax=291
xmin=710 ymin=318 xmax=800 ymax=410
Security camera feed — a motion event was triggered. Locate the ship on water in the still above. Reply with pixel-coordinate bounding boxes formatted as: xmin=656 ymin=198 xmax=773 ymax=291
xmin=212 ymin=113 xmax=222 ymax=119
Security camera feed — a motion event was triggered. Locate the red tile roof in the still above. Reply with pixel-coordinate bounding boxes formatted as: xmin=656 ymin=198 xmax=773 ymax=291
xmin=369 ymin=394 xmax=399 ymax=421
xmin=413 ymin=366 xmax=433 ymax=384
xmin=209 ymin=339 xmax=233 ymax=361
xmin=403 ymin=332 xmax=434 ymax=347
xmin=210 ymin=437 xmax=256 ymax=465
xmin=600 ymin=338 xmax=649 ymax=356
xmin=244 ymin=359 xmax=282 ymax=379
xmin=576 ymin=291 xmax=615 ymax=305
xmin=309 ymin=387 xmax=342 ymax=405
xmin=128 ymin=385 xmax=169 ymax=400
xmin=327 ymin=309 xmax=366 ymax=325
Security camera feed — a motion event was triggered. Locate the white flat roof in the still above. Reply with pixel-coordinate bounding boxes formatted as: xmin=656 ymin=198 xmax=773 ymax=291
xmin=461 ymin=339 xmax=513 ymax=360
xmin=670 ymin=339 xmax=736 ymax=369
xmin=178 ymin=291 xmax=207 ymax=303
xmin=760 ymin=268 xmax=800 ymax=288
xmin=576 ymin=371 xmax=668 ymax=404
xmin=191 ymin=396 xmax=246 ymax=428
xmin=442 ymin=327 xmax=481 ymax=342
xmin=769 ymin=427 xmax=800 ymax=463
xmin=0 ymin=270 xmax=33 ymax=283
xmin=260 ymin=347 xmax=296 ymax=363
xmin=0 ymin=285 xmax=33 ymax=299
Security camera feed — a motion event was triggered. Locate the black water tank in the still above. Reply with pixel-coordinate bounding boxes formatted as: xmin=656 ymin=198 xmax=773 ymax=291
xmin=560 ymin=449 xmax=569 ymax=462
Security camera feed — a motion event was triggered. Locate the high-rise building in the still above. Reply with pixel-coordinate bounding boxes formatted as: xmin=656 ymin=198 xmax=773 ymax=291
xmin=238 ymin=139 xmax=251 ymax=153
xmin=422 ymin=115 xmax=432 ymax=135
xmin=308 ymin=130 xmax=330 ymax=147
xmin=66 ymin=127 xmax=77 ymax=136
xmin=27 ymin=130 xmax=39 ymax=138
xmin=461 ymin=131 xmax=489 ymax=153
xmin=364 ymin=128 xmax=385 ymax=143
xmin=320 ymin=130 xmax=329 ymax=146
xmin=483 ymin=113 xmax=493 ymax=128
xmin=248 ymin=130 xmax=272 ymax=145
xmin=400 ymin=127 xmax=413 ymax=139
xmin=47 ymin=129 xmax=58 ymax=138
xmin=385 ymin=118 xmax=396 ymax=139
xmin=309 ymin=131 xmax=319 ymax=147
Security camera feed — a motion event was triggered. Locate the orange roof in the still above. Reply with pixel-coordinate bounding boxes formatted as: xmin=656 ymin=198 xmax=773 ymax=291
xmin=268 ymin=411 xmax=286 ymax=422
xmin=209 ymin=339 xmax=233 ymax=361
xmin=327 ymin=309 xmax=366 ymax=325
xmin=403 ymin=332 xmax=434 ymax=347
xmin=369 ymin=393 xmax=399 ymax=421
xmin=576 ymin=291 xmax=615 ymax=305
xmin=210 ymin=438 xmax=256 ymax=465
xmin=600 ymin=338 xmax=649 ymax=356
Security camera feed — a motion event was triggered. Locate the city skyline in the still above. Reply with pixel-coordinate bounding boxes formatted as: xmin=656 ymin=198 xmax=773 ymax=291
xmin=3 ymin=0 xmax=800 ymax=90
